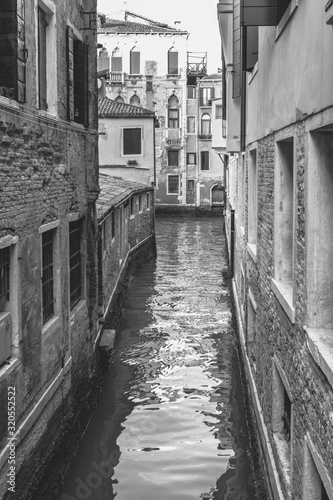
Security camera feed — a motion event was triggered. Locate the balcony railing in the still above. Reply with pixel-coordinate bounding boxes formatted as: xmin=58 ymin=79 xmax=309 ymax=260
xmin=109 ymin=71 xmax=123 ymax=83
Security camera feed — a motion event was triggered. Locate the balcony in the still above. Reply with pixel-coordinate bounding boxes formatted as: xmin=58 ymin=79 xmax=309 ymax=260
xmin=198 ymin=134 xmax=212 ymax=140
xmin=109 ymin=71 xmax=123 ymax=84
xmin=165 ymin=128 xmax=182 ymax=149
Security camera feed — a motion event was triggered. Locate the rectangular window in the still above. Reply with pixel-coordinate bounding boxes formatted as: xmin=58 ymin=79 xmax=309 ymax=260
xmin=38 ymin=7 xmax=47 ymax=110
xmin=199 ymin=87 xmax=214 ymax=106
xmin=168 ymin=50 xmax=178 ymax=75
xmin=123 ymin=128 xmax=142 ymax=155
xmin=0 ymin=247 xmax=10 ymax=304
xmin=130 ymin=197 xmax=134 ymax=215
xmin=146 ymin=193 xmax=150 ymax=209
xmin=168 ymin=150 xmax=179 ymax=167
xmin=68 ymin=28 xmax=89 ymax=125
xmin=187 ymin=152 xmax=196 ymax=165
xmin=69 ymin=219 xmax=82 ymax=310
xmin=187 ymin=179 xmax=195 ymax=191
xmin=216 ymin=105 xmax=223 ymax=119
xmin=187 ymin=116 xmax=196 ymax=134
xmin=200 ymin=151 xmax=210 ymax=170
xmin=0 ymin=0 xmax=26 ymax=102
xmin=130 ymin=51 xmax=140 ymax=74
xmin=138 ymin=194 xmax=142 ymax=212
xmin=274 ymin=139 xmax=294 ymax=283
xmin=37 ymin=2 xmax=56 ymax=113
xmin=42 ymin=230 xmax=54 ymax=324
xmin=248 ymin=149 xmax=257 ymax=248
xmin=111 ymin=211 xmax=115 ymax=239
xmin=272 ymin=360 xmax=292 ymax=479
xmin=111 ymin=56 xmax=122 ymax=72
xmin=187 ymin=86 xmax=196 ymax=99
xmin=167 ymin=175 xmax=180 ymax=195
xmin=168 ymin=109 xmax=179 ymax=129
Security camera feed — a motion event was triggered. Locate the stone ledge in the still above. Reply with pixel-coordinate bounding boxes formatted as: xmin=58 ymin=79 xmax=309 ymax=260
xmin=271 ymin=278 xmax=295 ymax=323
xmin=247 ymin=242 xmax=257 ymax=264
xmin=305 ymin=326 xmax=333 ymax=389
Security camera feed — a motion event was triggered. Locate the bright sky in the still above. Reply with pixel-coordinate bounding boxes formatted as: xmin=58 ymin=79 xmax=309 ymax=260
xmin=97 ymin=0 xmax=222 ymax=73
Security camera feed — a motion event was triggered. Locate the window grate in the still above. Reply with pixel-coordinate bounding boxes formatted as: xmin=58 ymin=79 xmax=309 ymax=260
xmin=0 ymin=247 xmax=10 ymax=302
xmin=69 ymin=220 xmax=82 ymax=310
xmin=42 ymin=230 xmax=54 ymax=324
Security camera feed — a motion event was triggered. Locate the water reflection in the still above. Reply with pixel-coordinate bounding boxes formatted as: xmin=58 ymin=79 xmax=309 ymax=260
xmin=57 ymin=217 xmax=255 ymax=500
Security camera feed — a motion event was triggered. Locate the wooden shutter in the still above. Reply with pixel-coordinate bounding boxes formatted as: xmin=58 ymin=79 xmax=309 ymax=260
xmin=130 ymin=50 xmax=140 ymax=74
xmin=242 ymin=0 xmax=278 ymax=26
xmin=0 ymin=0 xmax=25 ymax=102
xmin=67 ymin=26 xmax=74 ymax=120
xmin=38 ymin=7 xmax=47 ymax=110
xmin=233 ymin=0 xmax=241 ymax=99
xmin=72 ymin=39 xmax=89 ymax=126
xmin=111 ymin=56 xmax=122 ymax=72
xmin=168 ymin=50 xmax=178 ymax=75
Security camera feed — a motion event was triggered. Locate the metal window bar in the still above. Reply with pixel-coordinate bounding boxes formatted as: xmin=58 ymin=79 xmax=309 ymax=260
xmin=42 ymin=231 xmax=54 ymax=324
xmin=0 ymin=247 xmax=10 ymax=301
xmin=69 ymin=220 xmax=82 ymax=309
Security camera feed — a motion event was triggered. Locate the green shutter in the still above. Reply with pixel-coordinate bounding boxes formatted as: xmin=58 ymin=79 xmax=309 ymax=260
xmin=0 ymin=0 xmax=25 ymax=102
xmin=67 ymin=26 xmax=74 ymax=120
xmin=130 ymin=50 xmax=140 ymax=74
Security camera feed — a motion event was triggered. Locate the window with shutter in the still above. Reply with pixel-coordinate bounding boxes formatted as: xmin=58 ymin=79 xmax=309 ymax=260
xmin=38 ymin=7 xmax=47 ymax=110
xmin=168 ymin=48 xmax=178 ymax=75
xmin=200 ymin=151 xmax=210 ymax=170
xmin=130 ymin=47 xmax=140 ymax=74
xmin=0 ymin=0 xmax=26 ymax=102
xmin=233 ymin=0 xmax=241 ymax=99
xmin=67 ymin=27 xmax=89 ymax=125
xmin=123 ymin=128 xmax=142 ymax=155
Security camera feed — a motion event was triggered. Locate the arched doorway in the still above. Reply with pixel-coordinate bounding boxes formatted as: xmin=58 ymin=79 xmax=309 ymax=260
xmin=211 ymin=184 xmax=225 ymax=206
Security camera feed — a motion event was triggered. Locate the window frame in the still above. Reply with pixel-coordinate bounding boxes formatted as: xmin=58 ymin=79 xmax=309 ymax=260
xmin=167 ymin=150 xmax=179 ymax=167
xmin=69 ymin=219 xmax=83 ymax=310
xmin=122 ymin=127 xmax=143 ymax=156
xmin=201 ymin=113 xmax=211 ymax=135
xmin=67 ymin=25 xmax=88 ymax=125
xmin=41 ymin=229 xmax=55 ymax=325
xmin=216 ymin=104 xmax=223 ymax=119
xmin=187 ymin=152 xmax=196 ymax=166
xmin=167 ymin=47 xmax=178 ymax=75
xmin=130 ymin=46 xmax=140 ymax=75
xmin=167 ymin=174 xmax=180 ymax=195
xmin=187 ymin=86 xmax=196 ymax=99
xmin=200 ymin=151 xmax=210 ymax=171
xmin=187 ymin=116 xmax=196 ymax=134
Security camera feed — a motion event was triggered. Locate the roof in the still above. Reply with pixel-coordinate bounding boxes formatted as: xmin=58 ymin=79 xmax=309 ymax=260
xmin=98 ymin=96 xmax=155 ymax=118
xmin=98 ymin=11 xmax=189 ymax=35
xmin=97 ymin=174 xmax=152 ymax=221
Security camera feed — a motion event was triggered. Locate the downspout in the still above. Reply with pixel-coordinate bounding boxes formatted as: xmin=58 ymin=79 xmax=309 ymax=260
xmin=153 ymin=117 xmax=157 ymax=230
xmin=240 ymin=23 xmax=247 ymax=152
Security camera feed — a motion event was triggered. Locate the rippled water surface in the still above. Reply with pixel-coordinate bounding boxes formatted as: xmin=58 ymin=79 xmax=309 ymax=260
xmin=58 ymin=216 xmax=256 ymax=500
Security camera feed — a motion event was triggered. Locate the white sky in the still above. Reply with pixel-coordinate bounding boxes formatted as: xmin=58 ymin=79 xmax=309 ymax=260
xmin=97 ymin=0 xmax=222 ymax=73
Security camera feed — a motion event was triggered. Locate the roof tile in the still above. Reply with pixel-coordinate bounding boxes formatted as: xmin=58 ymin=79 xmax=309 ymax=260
xmin=98 ymin=96 xmax=155 ymax=118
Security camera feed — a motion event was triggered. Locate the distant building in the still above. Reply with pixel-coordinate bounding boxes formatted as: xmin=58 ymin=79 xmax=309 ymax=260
xmin=98 ymin=96 xmax=157 ymax=186
xmin=96 ymin=174 xmax=156 ymax=332
xmin=97 ymin=11 xmax=225 ymax=212
xmin=0 ymin=0 xmax=99 ymax=497
xmin=218 ymin=1 xmax=333 ymax=499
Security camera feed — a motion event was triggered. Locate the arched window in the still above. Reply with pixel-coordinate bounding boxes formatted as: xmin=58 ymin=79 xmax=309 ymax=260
xmin=168 ymin=47 xmax=178 ymax=75
xmin=168 ymin=94 xmax=179 ymax=128
xmin=130 ymin=46 xmax=140 ymax=74
xmin=115 ymin=95 xmax=124 ymax=102
xmin=201 ymin=114 xmax=211 ymax=135
xmin=130 ymin=93 xmax=140 ymax=106
xmin=111 ymin=47 xmax=122 ymax=82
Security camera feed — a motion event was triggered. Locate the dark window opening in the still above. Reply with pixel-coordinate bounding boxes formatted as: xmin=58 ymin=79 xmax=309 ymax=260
xmin=69 ymin=219 xmax=82 ymax=310
xmin=201 ymin=114 xmax=211 ymax=135
xmin=168 ymin=109 xmax=179 ymax=129
xmin=123 ymin=128 xmax=141 ymax=155
xmin=216 ymin=105 xmax=223 ymax=119
xmin=130 ymin=197 xmax=134 ymax=215
xmin=138 ymin=194 xmax=142 ymax=212
xmin=0 ymin=0 xmax=26 ymax=102
xmin=38 ymin=7 xmax=47 ymax=110
xmin=168 ymin=48 xmax=178 ymax=75
xmin=68 ymin=27 xmax=88 ymax=125
xmin=146 ymin=193 xmax=150 ymax=209
xmin=111 ymin=211 xmax=115 ymax=238
xmin=187 ymin=86 xmax=196 ymax=99
xmin=168 ymin=175 xmax=179 ymax=194
xmin=130 ymin=48 xmax=140 ymax=74
xmin=0 ymin=247 xmax=10 ymax=305
xmin=168 ymin=150 xmax=179 ymax=166
xmin=199 ymin=87 xmax=214 ymax=106
xmin=42 ymin=230 xmax=54 ymax=324
xmin=201 ymin=151 xmax=209 ymax=170
xmin=282 ymin=387 xmax=291 ymax=443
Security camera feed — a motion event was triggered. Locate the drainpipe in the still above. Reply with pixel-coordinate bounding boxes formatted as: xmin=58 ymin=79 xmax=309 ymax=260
xmin=153 ymin=117 xmax=157 ymax=230
xmin=240 ymin=23 xmax=247 ymax=153
xmin=230 ymin=208 xmax=235 ymax=277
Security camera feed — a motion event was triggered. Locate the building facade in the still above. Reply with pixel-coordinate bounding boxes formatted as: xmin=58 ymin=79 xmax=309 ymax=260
xmin=0 ymin=0 xmax=99 ymax=497
xmin=98 ymin=97 xmax=156 ymax=186
xmin=218 ymin=1 xmax=333 ymax=499
xmin=97 ymin=11 xmax=225 ymax=212
xmin=97 ymin=174 xmax=155 ymax=334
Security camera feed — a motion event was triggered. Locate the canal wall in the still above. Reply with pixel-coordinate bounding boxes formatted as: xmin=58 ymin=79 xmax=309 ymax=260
xmin=155 ymin=205 xmax=224 ymax=217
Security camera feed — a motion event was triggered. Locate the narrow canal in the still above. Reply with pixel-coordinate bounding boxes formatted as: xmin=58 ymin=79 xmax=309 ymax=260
xmin=58 ymin=216 xmax=257 ymax=500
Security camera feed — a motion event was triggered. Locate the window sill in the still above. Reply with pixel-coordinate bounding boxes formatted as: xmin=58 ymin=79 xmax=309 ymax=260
xmin=305 ymin=326 xmax=333 ymax=390
xmin=70 ymin=300 xmax=86 ymax=322
xmin=42 ymin=315 xmax=60 ymax=335
xmin=38 ymin=109 xmax=58 ymax=120
xmin=0 ymin=357 xmax=20 ymax=384
xmin=247 ymin=242 xmax=257 ymax=263
xmin=275 ymin=0 xmax=298 ymax=41
xmin=271 ymin=278 xmax=295 ymax=323
xmin=0 ymin=95 xmax=20 ymax=109
xmin=130 ymin=214 xmax=135 ymax=220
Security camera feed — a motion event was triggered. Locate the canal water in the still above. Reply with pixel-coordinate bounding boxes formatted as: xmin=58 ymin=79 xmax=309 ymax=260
xmin=58 ymin=216 xmax=256 ymax=500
